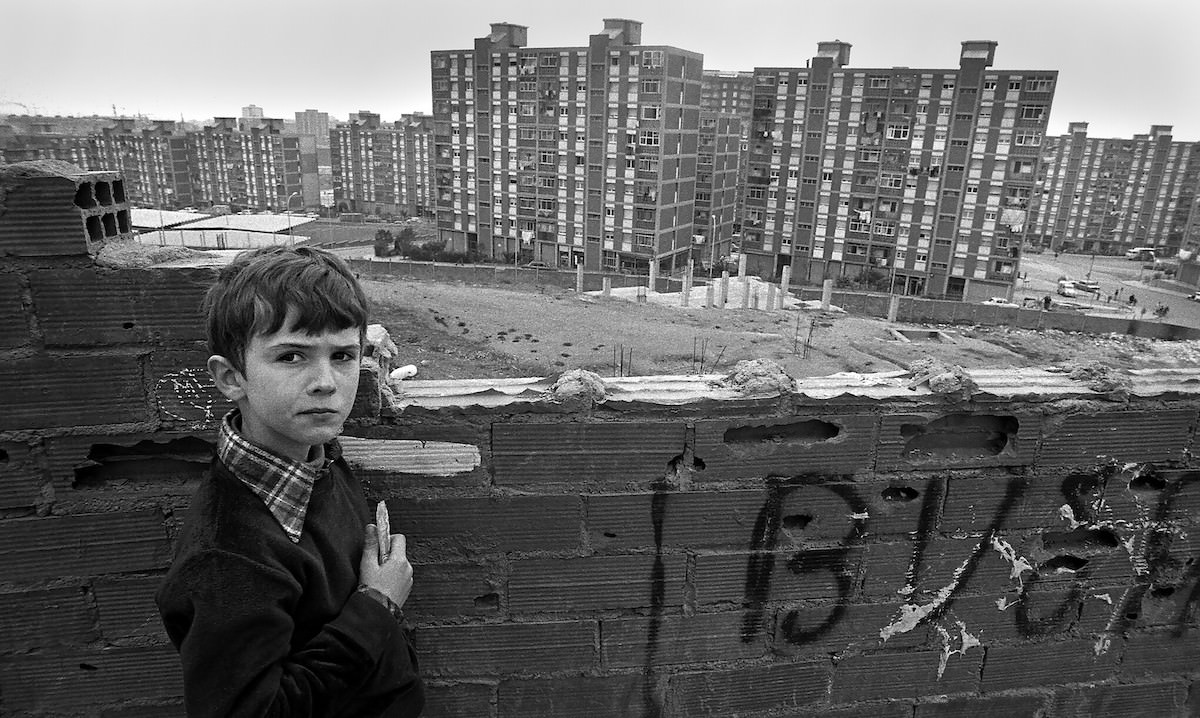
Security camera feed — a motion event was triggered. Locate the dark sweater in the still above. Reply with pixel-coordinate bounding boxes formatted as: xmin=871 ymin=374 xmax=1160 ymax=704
xmin=156 ymin=455 xmax=424 ymax=717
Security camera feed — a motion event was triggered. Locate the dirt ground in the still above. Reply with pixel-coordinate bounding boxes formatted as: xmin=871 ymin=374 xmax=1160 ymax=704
xmin=362 ymin=277 xmax=1200 ymax=382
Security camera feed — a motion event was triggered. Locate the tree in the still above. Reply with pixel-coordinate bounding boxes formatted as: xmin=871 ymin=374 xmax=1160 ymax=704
xmin=373 ymin=229 xmax=394 ymax=257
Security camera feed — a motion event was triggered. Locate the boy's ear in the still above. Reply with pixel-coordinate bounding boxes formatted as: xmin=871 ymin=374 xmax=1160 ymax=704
xmin=207 ymin=355 xmax=247 ymax=403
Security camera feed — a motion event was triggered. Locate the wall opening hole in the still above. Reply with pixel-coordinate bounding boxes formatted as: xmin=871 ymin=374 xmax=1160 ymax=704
xmin=86 ymin=215 xmax=103 ymax=241
xmin=79 ymin=663 xmax=98 ymax=671
xmin=782 ymin=513 xmax=813 ymax=531
xmin=73 ymin=436 xmax=214 ymax=488
xmin=473 ymin=592 xmax=499 ymax=610
xmin=667 ymin=453 xmax=705 ymax=474
xmin=101 ymin=213 xmax=117 ymax=237
xmin=117 ymin=209 xmax=131 ymax=233
xmin=900 ymin=414 xmax=1018 ymax=459
xmin=1150 ymin=585 xmax=1176 ymax=598
xmin=723 ymin=420 xmax=839 ymax=450
xmin=1042 ymin=527 xmax=1120 ymax=551
xmin=122 ymin=322 xmax=135 ymax=330
xmin=881 ymin=486 xmax=919 ymax=502
xmin=0 ymin=448 xmax=8 ymax=465
xmin=95 ymin=181 xmax=113 ymax=205
xmin=603 ymin=531 xmax=617 ymax=538
xmin=112 ymin=179 xmax=126 ymax=203
xmin=1128 ymin=473 xmax=1166 ymax=492
xmin=74 ymin=183 xmax=96 ymax=209
xmin=1042 ymin=555 xmax=1088 ymax=572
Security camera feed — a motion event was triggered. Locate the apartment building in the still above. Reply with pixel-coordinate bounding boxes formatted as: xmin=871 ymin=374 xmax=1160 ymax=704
xmin=743 ymin=41 xmax=1057 ymax=301
xmin=1029 ymin=122 xmax=1200 ymax=256
xmin=0 ymin=117 xmax=98 ymax=167
xmin=330 ymin=111 xmax=435 ymax=218
xmin=295 ymin=109 xmax=332 ymax=209
xmin=701 ymin=70 xmax=753 ymax=232
xmin=694 ymin=111 xmax=741 ymax=270
xmin=191 ymin=117 xmax=302 ymax=210
xmin=431 ymin=19 xmax=703 ymax=272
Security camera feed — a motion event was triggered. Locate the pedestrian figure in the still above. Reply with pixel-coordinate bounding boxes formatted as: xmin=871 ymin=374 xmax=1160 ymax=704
xmin=1128 ymin=294 xmax=1137 ymax=306
xmin=1043 ymin=294 xmax=1052 ymax=311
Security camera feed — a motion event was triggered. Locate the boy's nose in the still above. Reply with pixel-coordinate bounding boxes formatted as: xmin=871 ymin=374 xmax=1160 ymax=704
xmin=309 ymin=361 xmax=338 ymax=393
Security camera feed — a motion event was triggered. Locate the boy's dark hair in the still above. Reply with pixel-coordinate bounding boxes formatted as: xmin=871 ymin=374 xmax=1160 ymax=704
xmin=204 ymin=245 xmax=369 ymax=374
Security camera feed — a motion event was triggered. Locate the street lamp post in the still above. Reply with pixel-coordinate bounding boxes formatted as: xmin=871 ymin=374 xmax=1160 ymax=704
xmin=285 ymin=191 xmax=301 ymax=242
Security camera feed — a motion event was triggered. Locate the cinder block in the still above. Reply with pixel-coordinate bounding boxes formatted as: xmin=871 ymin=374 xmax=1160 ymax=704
xmin=0 ymin=353 xmax=149 ymax=430
xmin=0 ymin=272 xmax=28 ymax=348
xmin=788 ymin=702 xmax=912 ymax=718
xmin=422 ymin=681 xmax=493 ymax=718
xmin=0 ymin=585 xmax=97 ymax=652
xmin=400 ymin=495 xmax=580 ymax=558
xmin=876 ymin=411 xmax=1039 ymax=470
xmin=0 ymin=440 xmax=45 ymax=510
xmin=862 ymin=537 xmax=1016 ymax=601
xmin=99 ymin=701 xmax=186 ymax=718
xmin=339 ymin=435 xmax=482 ymax=486
xmin=665 ymin=661 xmax=830 ymax=717
xmin=601 ymin=612 xmax=765 ymax=668
xmin=586 ymin=490 xmax=767 ymax=551
xmin=416 ymin=620 xmax=596 ymax=676
xmin=509 ymin=554 xmax=685 ymax=612
xmin=1039 ymin=410 xmax=1194 ymax=467
xmin=773 ymin=600 xmax=929 ymax=657
xmin=0 ymin=644 xmax=182 ymax=711
xmin=92 ymin=575 xmax=168 ymax=641
xmin=0 ymin=511 xmax=172 ymax=584
xmin=349 ymin=358 xmax=382 ymax=420
xmin=498 ymin=675 xmax=644 ymax=717
xmin=0 ymin=169 xmax=96 ymax=257
xmin=1048 ymin=680 xmax=1188 ymax=717
xmin=693 ymin=413 xmax=877 ymax=480
xmin=31 ymin=267 xmax=211 ymax=346
xmin=1119 ymin=627 xmax=1200 ymax=678
xmin=915 ymin=694 xmax=1049 ymax=718
xmin=981 ymin=638 xmax=1118 ymax=692
xmin=830 ymin=648 xmax=980 ymax=702
xmin=492 ymin=421 xmax=685 ymax=485
xmin=404 ymin=562 xmax=500 ymax=618
xmin=693 ymin=546 xmax=866 ymax=606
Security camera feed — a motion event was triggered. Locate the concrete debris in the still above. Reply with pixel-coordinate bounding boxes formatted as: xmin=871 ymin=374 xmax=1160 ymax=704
xmin=95 ymin=238 xmax=206 ymax=268
xmin=905 ymin=357 xmax=978 ymax=399
xmin=548 ymin=368 xmax=607 ymax=402
xmin=1065 ymin=360 xmax=1131 ymax=395
xmin=721 ymin=358 xmax=795 ymax=395
xmin=366 ymin=323 xmax=400 ymax=372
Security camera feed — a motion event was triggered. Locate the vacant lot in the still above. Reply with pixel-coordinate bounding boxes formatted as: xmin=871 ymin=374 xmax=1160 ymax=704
xmin=362 ymin=276 xmax=1200 ymax=382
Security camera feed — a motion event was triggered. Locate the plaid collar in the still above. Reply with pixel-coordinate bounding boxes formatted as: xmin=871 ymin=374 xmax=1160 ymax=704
xmin=216 ymin=410 xmax=342 ymax=543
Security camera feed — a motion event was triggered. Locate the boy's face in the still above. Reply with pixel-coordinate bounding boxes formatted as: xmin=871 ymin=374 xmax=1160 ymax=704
xmin=209 ymin=307 xmax=362 ymax=462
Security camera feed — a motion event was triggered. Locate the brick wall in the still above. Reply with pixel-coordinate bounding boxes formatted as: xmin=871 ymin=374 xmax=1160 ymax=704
xmin=2 ymin=161 xmax=1198 ymax=717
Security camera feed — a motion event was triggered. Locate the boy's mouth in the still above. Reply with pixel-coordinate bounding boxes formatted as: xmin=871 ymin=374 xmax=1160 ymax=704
xmin=299 ymin=408 xmax=338 ymax=415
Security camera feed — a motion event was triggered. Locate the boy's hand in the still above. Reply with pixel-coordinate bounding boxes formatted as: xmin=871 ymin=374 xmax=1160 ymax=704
xmin=360 ymin=524 xmax=413 ymax=609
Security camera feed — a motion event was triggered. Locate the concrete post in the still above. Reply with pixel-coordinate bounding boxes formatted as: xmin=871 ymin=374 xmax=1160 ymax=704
xmin=681 ymin=264 xmax=692 ymax=307
xmin=648 ymin=259 xmax=658 ymax=294
xmin=576 ymin=262 xmax=584 ymax=294
xmin=738 ymin=253 xmax=748 ymax=278
xmin=766 ymin=283 xmax=776 ymax=310
xmin=752 ymin=290 xmax=759 ymax=310
xmin=779 ymin=265 xmax=792 ymax=309
xmin=705 ymin=282 xmax=714 ymax=308
xmin=602 ymin=276 xmax=612 ymax=297
xmin=822 ymin=278 xmax=833 ymax=311
xmin=719 ymin=271 xmax=729 ymax=308
xmin=887 ymin=294 xmax=900 ymax=323
xmin=741 ymin=277 xmax=750 ymax=308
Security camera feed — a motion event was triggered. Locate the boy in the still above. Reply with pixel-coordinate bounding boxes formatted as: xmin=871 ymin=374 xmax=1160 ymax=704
xmin=156 ymin=245 xmax=424 ymax=717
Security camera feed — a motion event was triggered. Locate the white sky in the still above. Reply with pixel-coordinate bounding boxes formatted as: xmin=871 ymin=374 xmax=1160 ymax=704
xmin=3 ymin=0 xmax=1197 ymax=140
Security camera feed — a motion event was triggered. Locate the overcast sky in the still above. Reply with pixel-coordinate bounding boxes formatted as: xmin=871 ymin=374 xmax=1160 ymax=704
xmin=3 ymin=0 xmax=1197 ymax=140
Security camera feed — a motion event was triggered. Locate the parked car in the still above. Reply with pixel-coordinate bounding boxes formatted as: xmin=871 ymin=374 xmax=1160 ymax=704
xmin=524 ymin=261 xmax=551 ymax=270
xmin=1072 ymin=280 xmax=1101 ymax=295
xmin=1056 ymin=280 xmax=1078 ymax=297
xmin=1189 ymin=291 xmax=1200 ymax=302
xmin=980 ymin=297 xmax=1018 ymax=308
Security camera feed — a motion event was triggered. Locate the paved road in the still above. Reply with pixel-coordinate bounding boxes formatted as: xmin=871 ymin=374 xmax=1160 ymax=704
xmin=1017 ymin=252 xmax=1200 ymax=329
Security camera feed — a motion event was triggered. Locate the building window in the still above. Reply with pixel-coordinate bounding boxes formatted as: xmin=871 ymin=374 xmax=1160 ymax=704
xmin=886 ymin=125 xmax=910 ymax=140
xmin=1025 ymin=78 xmax=1053 ymax=92
xmin=641 ymin=50 xmax=663 ymax=68
xmin=635 ymin=232 xmax=654 ymax=247
xmin=1008 ymin=80 xmax=1022 ymax=91
xmin=540 ymin=54 xmax=559 ymax=67
xmin=869 ymin=75 xmax=890 ymax=89
xmin=640 ymin=79 xmax=661 ymax=93
xmin=983 ymin=80 xmax=997 ymax=90
xmin=1020 ymin=105 xmax=1046 ymax=119
xmin=642 ymin=105 xmax=661 ymax=120
xmin=1014 ymin=131 xmax=1042 ymax=146
xmin=638 ymin=130 xmax=660 ymax=146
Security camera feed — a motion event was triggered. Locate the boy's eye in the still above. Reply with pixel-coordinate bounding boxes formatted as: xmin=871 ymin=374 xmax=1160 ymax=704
xmin=333 ymin=351 xmax=359 ymax=362
xmin=278 ymin=352 xmax=303 ymax=363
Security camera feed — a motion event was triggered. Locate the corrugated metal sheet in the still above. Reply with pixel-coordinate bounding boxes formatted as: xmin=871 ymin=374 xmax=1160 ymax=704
xmin=338 ymin=436 xmax=480 ymax=476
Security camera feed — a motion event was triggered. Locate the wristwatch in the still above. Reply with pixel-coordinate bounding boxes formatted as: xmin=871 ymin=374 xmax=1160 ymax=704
xmin=356 ymin=584 xmax=405 ymax=622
